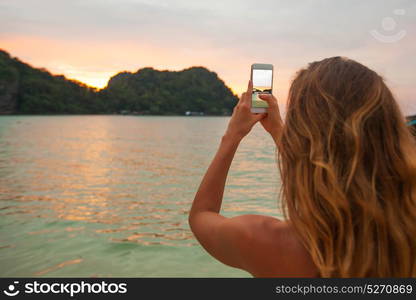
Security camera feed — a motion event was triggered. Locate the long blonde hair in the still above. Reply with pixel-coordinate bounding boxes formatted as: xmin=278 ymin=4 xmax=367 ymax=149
xmin=278 ymin=57 xmax=416 ymax=277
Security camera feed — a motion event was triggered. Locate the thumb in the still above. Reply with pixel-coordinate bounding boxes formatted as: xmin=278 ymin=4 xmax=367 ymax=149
xmin=252 ymin=113 xmax=267 ymax=123
xmin=258 ymin=94 xmax=278 ymax=107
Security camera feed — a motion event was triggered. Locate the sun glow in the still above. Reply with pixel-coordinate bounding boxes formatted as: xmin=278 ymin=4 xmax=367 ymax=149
xmin=63 ymin=71 xmax=116 ymax=89
xmin=1 ymin=35 xmax=245 ymax=93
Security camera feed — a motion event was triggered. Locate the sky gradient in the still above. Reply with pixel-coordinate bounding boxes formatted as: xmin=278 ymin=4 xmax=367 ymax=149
xmin=1 ymin=0 xmax=415 ymax=114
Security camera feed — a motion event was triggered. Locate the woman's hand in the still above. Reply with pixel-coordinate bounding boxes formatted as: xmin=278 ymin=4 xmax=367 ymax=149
xmin=224 ymin=80 xmax=266 ymax=142
xmin=258 ymin=93 xmax=283 ymax=143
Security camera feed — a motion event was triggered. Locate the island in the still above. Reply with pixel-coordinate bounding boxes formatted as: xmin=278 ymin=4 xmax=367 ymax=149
xmin=0 ymin=49 xmax=238 ymax=115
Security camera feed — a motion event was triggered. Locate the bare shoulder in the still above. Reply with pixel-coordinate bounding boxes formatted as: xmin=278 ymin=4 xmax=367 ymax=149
xmin=227 ymin=214 xmax=318 ymax=277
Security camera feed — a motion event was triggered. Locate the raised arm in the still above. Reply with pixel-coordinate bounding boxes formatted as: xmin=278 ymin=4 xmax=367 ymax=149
xmin=258 ymin=93 xmax=283 ymax=146
xmin=188 ymin=85 xmax=317 ymax=277
xmin=188 ymin=81 xmax=266 ymax=268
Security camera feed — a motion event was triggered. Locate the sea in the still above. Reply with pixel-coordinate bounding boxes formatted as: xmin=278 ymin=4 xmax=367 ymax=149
xmin=0 ymin=115 xmax=282 ymax=277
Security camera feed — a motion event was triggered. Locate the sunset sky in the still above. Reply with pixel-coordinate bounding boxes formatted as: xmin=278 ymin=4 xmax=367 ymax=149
xmin=1 ymin=0 xmax=415 ymax=114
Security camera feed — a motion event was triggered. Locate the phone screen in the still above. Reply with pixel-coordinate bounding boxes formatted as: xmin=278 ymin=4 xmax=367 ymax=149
xmin=252 ymin=69 xmax=273 ymax=108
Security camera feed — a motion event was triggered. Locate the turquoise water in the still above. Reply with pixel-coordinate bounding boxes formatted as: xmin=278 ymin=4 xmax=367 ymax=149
xmin=0 ymin=116 xmax=282 ymax=277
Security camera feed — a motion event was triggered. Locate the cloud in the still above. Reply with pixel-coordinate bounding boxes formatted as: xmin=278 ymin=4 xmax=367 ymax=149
xmin=0 ymin=0 xmax=415 ymax=114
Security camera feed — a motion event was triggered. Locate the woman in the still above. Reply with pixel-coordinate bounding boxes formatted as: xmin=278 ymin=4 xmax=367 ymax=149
xmin=188 ymin=57 xmax=416 ymax=277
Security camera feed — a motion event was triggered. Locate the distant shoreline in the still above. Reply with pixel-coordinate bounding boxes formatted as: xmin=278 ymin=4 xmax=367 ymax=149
xmin=0 ymin=114 xmax=232 ymax=117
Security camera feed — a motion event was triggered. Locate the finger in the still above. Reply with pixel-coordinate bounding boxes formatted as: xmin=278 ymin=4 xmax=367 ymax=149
xmin=236 ymin=93 xmax=245 ymax=106
xmin=247 ymin=80 xmax=253 ymax=94
xmin=242 ymin=80 xmax=253 ymax=105
xmin=240 ymin=92 xmax=252 ymax=110
xmin=232 ymin=105 xmax=238 ymax=114
xmin=251 ymin=113 xmax=267 ymax=123
xmin=258 ymin=94 xmax=278 ymax=107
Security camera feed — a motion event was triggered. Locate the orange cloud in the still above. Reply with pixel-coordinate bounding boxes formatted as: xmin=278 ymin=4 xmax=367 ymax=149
xmin=1 ymin=35 xmax=291 ymax=107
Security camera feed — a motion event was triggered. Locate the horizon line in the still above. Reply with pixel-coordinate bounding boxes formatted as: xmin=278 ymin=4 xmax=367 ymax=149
xmin=1 ymin=48 xmax=234 ymax=92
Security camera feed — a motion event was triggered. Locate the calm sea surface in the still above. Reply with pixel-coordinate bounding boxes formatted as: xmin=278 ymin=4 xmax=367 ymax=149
xmin=0 ymin=115 xmax=281 ymax=277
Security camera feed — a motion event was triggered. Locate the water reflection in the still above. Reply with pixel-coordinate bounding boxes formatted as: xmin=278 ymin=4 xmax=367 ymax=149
xmin=34 ymin=258 xmax=83 ymax=276
xmin=0 ymin=116 xmax=281 ymax=276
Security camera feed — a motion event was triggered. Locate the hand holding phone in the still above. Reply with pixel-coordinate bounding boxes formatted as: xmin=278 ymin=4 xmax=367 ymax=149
xmin=250 ymin=63 xmax=273 ymax=113
xmin=258 ymin=93 xmax=282 ymax=143
xmin=250 ymin=63 xmax=282 ymax=142
xmin=224 ymin=80 xmax=266 ymax=141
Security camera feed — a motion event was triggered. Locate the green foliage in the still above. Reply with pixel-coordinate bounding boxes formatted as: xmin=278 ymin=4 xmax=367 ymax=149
xmin=100 ymin=66 xmax=237 ymax=115
xmin=0 ymin=49 xmax=238 ymax=115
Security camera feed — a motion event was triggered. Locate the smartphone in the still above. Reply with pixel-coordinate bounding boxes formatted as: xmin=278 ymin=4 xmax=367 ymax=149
xmin=250 ymin=63 xmax=274 ymax=113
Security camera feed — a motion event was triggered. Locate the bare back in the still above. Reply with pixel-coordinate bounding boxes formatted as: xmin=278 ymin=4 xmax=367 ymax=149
xmin=236 ymin=215 xmax=318 ymax=277
xmin=189 ymin=211 xmax=319 ymax=277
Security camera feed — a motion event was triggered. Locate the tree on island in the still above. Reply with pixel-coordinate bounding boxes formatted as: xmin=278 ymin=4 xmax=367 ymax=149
xmin=0 ymin=49 xmax=238 ymax=115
